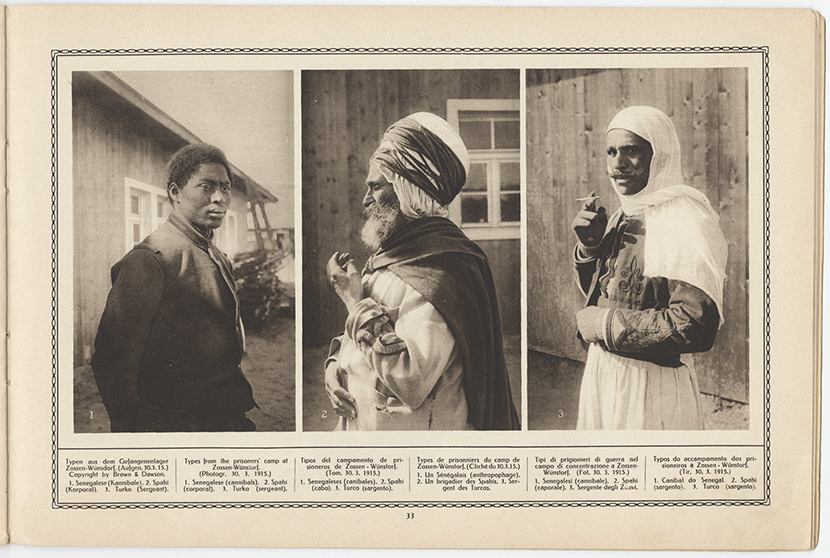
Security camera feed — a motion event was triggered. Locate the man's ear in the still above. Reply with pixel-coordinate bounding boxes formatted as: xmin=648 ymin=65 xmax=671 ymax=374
xmin=168 ymin=184 xmax=180 ymax=204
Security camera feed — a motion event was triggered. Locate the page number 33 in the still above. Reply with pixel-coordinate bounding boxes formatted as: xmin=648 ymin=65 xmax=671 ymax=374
xmin=406 ymin=512 xmax=415 ymax=520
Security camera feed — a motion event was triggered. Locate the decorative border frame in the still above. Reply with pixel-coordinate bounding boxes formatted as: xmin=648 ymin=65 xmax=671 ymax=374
xmin=50 ymin=46 xmax=771 ymax=509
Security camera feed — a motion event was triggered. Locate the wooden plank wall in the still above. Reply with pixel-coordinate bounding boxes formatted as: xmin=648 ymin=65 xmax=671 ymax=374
xmin=302 ymin=70 xmax=521 ymax=346
xmin=72 ymin=75 xmax=249 ymax=367
xmin=526 ymin=68 xmax=748 ymax=403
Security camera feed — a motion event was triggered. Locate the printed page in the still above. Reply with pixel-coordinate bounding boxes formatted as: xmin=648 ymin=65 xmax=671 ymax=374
xmin=5 ymin=6 xmax=823 ymax=550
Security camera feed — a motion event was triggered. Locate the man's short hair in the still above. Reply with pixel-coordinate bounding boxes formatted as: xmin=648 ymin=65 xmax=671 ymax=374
xmin=166 ymin=144 xmax=233 ymax=204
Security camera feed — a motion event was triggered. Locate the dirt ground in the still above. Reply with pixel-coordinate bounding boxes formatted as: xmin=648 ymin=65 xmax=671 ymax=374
xmin=76 ymin=325 xmax=745 ymax=433
xmin=527 ymin=350 xmax=748 ymax=430
xmin=74 ymin=317 xmax=296 ymax=433
xmin=303 ymin=336 xmax=523 ymax=431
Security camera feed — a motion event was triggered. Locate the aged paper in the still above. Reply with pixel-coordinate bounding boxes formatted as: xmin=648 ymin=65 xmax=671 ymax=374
xmin=0 ymin=4 xmax=7 ymax=548
xmin=4 ymin=6 xmax=823 ymax=550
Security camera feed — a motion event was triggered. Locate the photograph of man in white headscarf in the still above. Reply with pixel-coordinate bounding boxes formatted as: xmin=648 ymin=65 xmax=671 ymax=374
xmin=525 ymin=68 xmax=748 ymax=431
xmin=571 ymin=106 xmax=727 ymax=430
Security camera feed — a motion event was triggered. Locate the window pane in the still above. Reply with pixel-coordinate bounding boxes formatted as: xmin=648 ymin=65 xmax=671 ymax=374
xmin=458 ymin=120 xmax=491 ymax=150
xmin=500 ymin=193 xmax=520 ymax=223
xmin=133 ymin=224 xmax=141 ymax=243
xmin=494 ymin=120 xmax=520 ymax=149
xmin=500 ymin=162 xmax=521 ymax=192
xmin=157 ymin=201 xmax=165 ymax=218
xmin=465 ymin=163 xmax=488 ymax=192
xmin=130 ymin=195 xmax=140 ymax=214
xmin=461 ymin=194 xmax=488 ymax=224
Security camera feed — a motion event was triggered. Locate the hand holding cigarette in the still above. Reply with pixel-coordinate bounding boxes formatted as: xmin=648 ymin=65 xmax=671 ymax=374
xmin=572 ymin=191 xmax=607 ymax=247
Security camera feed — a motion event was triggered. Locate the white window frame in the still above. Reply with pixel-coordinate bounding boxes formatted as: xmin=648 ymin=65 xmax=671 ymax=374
xmin=124 ymin=177 xmax=237 ymax=257
xmin=124 ymin=177 xmax=170 ymax=254
xmin=446 ymin=99 xmax=521 ymax=241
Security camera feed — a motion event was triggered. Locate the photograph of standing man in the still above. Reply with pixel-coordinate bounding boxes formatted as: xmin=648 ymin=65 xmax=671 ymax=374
xmin=91 ymin=144 xmax=256 ymax=433
xmin=525 ymin=68 xmax=748 ymax=431
xmin=571 ymin=106 xmax=727 ymax=430
xmin=324 ymin=112 xmax=520 ymax=431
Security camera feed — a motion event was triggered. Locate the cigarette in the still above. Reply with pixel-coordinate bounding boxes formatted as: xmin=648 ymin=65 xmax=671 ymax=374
xmin=576 ymin=196 xmax=600 ymax=202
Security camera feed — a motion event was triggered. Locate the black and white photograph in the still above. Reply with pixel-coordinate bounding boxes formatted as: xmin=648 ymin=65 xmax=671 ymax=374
xmin=71 ymin=70 xmax=296 ymax=433
xmin=4 ymin=5 xmax=820 ymax=550
xmin=526 ymin=68 xmax=749 ymax=431
xmin=301 ymin=69 xmax=522 ymax=431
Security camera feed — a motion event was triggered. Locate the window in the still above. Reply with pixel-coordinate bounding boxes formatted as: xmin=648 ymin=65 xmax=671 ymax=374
xmin=124 ymin=178 xmax=169 ymax=254
xmin=124 ymin=177 xmax=237 ymax=257
xmin=447 ymin=99 xmax=521 ymax=240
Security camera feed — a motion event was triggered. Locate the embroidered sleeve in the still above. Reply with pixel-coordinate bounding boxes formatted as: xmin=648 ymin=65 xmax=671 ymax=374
xmin=355 ymin=314 xmax=407 ymax=355
xmin=345 ymin=298 xmax=406 ymax=354
xmin=603 ymin=280 xmax=720 ymax=355
xmin=343 ymin=285 xmax=458 ymax=409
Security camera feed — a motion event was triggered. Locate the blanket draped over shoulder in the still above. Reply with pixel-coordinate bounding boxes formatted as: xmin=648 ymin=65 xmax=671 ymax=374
xmin=366 ymin=216 xmax=520 ymax=430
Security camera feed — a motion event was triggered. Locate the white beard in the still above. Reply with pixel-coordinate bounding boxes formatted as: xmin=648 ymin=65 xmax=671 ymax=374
xmin=360 ymin=201 xmax=405 ymax=251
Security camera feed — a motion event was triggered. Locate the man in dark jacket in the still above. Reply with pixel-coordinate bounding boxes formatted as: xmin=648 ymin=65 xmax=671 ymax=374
xmin=91 ymin=144 xmax=256 ymax=432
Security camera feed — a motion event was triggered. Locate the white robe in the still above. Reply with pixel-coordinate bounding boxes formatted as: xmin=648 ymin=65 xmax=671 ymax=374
xmin=330 ymin=268 xmax=471 ymax=431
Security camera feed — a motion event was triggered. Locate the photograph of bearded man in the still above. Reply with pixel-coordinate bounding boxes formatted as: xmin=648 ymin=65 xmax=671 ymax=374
xmin=323 ymin=112 xmax=520 ymax=431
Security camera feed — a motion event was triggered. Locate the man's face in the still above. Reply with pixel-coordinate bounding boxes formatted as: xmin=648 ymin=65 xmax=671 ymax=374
xmin=170 ymin=162 xmax=231 ymax=231
xmin=606 ymin=129 xmax=653 ymax=196
xmin=363 ymin=163 xmax=399 ymax=211
xmin=360 ymin=162 xmax=405 ymax=251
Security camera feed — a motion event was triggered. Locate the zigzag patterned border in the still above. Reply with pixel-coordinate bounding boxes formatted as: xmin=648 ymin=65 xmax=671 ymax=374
xmin=50 ymin=45 xmax=771 ymax=510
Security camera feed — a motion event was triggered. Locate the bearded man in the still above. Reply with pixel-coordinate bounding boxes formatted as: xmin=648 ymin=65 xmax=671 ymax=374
xmin=571 ymin=106 xmax=728 ymax=430
xmin=324 ymin=112 xmax=519 ymax=431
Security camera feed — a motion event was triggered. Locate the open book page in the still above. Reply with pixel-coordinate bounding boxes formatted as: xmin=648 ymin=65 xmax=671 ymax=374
xmin=4 ymin=6 xmax=823 ymax=550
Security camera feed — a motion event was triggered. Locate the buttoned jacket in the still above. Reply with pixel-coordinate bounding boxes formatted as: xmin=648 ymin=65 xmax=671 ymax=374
xmin=91 ymin=211 xmax=254 ymax=432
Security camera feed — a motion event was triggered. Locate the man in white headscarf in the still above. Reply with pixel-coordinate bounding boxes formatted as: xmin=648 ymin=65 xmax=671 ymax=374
xmin=324 ymin=112 xmax=520 ymax=431
xmin=571 ymin=106 xmax=728 ymax=430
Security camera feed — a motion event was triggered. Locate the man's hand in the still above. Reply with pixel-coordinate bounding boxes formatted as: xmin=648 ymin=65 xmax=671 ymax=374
xmin=576 ymin=306 xmax=605 ymax=344
xmin=327 ymin=252 xmax=363 ymax=312
xmin=572 ymin=191 xmax=607 ymax=247
xmin=325 ymin=361 xmax=356 ymax=420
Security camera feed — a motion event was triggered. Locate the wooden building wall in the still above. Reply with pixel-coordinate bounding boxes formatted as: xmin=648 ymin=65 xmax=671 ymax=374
xmin=302 ymin=70 xmax=521 ymax=346
xmin=526 ymin=68 xmax=748 ymax=403
xmin=72 ymin=73 xmax=249 ymax=367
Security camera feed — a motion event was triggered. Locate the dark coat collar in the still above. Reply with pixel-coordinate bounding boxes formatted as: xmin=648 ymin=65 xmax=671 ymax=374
xmin=167 ymin=211 xmax=215 ymax=251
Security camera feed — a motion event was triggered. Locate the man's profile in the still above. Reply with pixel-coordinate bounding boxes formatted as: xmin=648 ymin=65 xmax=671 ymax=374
xmin=324 ymin=112 xmax=519 ymax=431
xmin=571 ymin=106 xmax=728 ymax=430
xmin=91 ymin=143 xmax=257 ymax=433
